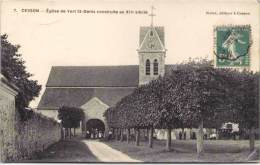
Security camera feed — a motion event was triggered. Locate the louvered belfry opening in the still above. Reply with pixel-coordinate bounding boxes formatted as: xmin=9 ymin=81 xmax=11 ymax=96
xmin=146 ymin=59 xmax=150 ymax=75
xmin=153 ymin=59 xmax=158 ymax=75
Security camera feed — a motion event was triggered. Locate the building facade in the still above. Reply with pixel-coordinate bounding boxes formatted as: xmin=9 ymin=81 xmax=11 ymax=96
xmin=38 ymin=23 xmax=176 ymax=137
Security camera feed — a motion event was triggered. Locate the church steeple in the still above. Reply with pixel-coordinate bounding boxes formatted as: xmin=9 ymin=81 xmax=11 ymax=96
xmin=138 ymin=7 xmax=166 ymax=85
xmin=149 ymin=6 xmax=156 ymax=26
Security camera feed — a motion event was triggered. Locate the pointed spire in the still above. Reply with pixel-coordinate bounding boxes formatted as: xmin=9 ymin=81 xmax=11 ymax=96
xmin=149 ymin=6 xmax=156 ymax=26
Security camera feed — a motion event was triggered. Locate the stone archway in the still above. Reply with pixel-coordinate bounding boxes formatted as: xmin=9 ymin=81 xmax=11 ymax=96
xmin=81 ymin=97 xmax=109 ymax=138
xmin=85 ymin=119 xmax=105 ymax=139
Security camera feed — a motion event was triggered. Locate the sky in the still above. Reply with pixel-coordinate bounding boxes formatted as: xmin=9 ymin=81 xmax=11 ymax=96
xmin=1 ymin=0 xmax=259 ymax=107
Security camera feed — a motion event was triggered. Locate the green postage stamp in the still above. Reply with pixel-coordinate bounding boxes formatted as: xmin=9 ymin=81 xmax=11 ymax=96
xmin=214 ymin=25 xmax=251 ymax=67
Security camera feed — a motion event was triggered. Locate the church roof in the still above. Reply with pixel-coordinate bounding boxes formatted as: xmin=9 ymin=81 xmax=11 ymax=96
xmin=38 ymin=65 xmax=176 ymax=110
xmin=46 ymin=65 xmax=139 ymax=87
xmin=38 ymin=87 xmax=135 ymax=110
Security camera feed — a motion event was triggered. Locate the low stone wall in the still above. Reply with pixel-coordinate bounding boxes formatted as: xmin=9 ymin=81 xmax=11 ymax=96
xmin=0 ymin=75 xmax=61 ymax=162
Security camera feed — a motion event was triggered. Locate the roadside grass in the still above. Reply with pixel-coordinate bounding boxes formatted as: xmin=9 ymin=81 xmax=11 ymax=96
xmin=104 ymin=139 xmax=260 ymax=162
xmin=20 ymin=137 xmax=260 ymax=163
xmin=27 ymin=138 xmax=99 ymax=162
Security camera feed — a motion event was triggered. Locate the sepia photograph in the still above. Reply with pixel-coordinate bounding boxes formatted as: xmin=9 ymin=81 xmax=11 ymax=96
xmin=0 ymin=0 xmax=260 ymax=163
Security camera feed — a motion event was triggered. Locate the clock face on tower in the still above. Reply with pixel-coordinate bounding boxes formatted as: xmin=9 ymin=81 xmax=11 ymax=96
xmin=149 ymin=42 xmax=155 ymax=49
xmin=147 ymin=39 xmax=155 ymax=50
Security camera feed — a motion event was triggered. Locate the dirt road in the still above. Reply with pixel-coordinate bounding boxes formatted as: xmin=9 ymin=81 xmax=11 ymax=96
xmin=27 ymin=139 xmax=140 ymax=162
xmin=83 ymin=140 xmax=141 ymax=162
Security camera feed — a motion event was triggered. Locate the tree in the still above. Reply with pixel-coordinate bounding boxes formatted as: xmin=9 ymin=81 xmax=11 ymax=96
xmin=104 ymin=58 xmax=259 ymax=156
xmin=1 ymin=34 xmax=41 ymax=120
xmin=168 ymin=60 xmax=234 ymax=157
xmin=58 ymin=106 xmax=85 ymax=138
xmin=231 ymin=71 xmax=259 ymax=151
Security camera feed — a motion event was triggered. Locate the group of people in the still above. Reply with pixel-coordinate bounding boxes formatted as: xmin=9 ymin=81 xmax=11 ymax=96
xmin=179 ymin=131 xmax=187 ymax=140
xmin=85 ymin=129 xmax=104 ymax=139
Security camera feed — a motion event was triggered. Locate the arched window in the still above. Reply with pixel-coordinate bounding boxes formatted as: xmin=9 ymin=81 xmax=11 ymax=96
xmin=153 ymin=59 xmax=158 ymax=75
xmin=145 ymin=59 xmax=150 ymax=75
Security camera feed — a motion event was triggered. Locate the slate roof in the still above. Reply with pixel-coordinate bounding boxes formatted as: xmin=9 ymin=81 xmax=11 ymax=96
xmin=46 ymin=65 xmax=139 ymax=87
xmin=38 ymin=87 xmax=135 ymax=110
xmin=38 ymin=65 xmax=176 ymax=110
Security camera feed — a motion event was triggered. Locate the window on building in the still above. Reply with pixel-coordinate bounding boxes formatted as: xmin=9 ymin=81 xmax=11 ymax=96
xmin=153 ymin=59 xmax=158 ymax=75
xmin=146 ymin=59 xmax=150 ymax=75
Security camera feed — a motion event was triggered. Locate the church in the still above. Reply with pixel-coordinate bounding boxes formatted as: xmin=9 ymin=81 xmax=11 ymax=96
xmin=38 ymin=13 xmax=179 ymax=138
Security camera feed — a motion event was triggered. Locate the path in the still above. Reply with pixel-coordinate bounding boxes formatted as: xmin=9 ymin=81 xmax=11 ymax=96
xmin=83 ymin=140 xmax=141 ymax=162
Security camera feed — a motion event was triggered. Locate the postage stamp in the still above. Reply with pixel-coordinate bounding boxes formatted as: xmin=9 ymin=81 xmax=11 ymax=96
xmin=214 ymin=25 xmax=251 ymax=67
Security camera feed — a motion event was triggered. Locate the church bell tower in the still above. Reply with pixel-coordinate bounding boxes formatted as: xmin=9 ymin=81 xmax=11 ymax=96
xmin=138 ymin=6 xmax=166 ymax=85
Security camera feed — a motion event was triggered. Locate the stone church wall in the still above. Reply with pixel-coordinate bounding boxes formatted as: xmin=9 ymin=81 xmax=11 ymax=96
xmin=0 ymin=76 xmax=61 ymax=162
